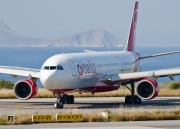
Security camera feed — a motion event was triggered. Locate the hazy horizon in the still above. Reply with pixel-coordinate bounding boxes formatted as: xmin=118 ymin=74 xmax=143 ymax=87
xmin=0 ymin=0 xmax=180 ymax=47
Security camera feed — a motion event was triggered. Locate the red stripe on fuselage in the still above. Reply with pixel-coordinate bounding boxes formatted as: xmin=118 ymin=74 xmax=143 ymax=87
xmin=49 ymin=86 xmax=120 ymax=93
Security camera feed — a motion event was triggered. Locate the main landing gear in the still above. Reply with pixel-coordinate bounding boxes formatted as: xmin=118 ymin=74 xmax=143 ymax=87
xmin=53 ymin=93 xmax=75 ymax=109
xmin=124 ymin=82 xmax=142 ymax=104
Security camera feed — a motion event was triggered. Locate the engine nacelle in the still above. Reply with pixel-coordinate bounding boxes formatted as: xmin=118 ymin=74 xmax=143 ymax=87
xmin=135 ymin=78 xmax=159 ymax=100
xmin=14 ymin=79 xmax=38 ymax=100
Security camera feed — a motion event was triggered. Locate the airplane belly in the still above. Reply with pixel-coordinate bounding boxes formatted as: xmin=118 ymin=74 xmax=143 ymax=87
xmin=77 ymin=74 xmax=99 ymax=88
xmin=54 ymin=74 xmax=99 ymax=90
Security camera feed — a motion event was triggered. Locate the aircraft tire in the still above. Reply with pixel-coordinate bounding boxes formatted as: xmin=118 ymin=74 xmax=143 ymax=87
xmin=54 ymin=99 xmax=64 ymax=109
xmin=65 ymin=95 xmax=74 ymax=104
xmin=70 ymin=95 xmax=74 ymax=104
xmin=133 ymin=95 xmax=142 ymax=104
xmin=66 ymin=95 xmax=70 ymax=104
xmin=58 ymin=101 xmax=64 ymax=109
xmin=134 ymin=96 xmax=139 ymax=104
xmin=125 ymin=96 xmax=132 ymax=104
xmin=54 ymin=101 xmax=58 ymax=109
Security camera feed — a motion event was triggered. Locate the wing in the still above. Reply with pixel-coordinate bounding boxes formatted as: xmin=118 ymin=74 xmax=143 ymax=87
xmin=100 ymin=67 xmax=180 ymax=85
xmin=0 ymin=66 xmax=40 ymax=78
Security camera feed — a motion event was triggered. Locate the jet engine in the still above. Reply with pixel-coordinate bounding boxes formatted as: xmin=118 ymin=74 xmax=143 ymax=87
xmin=135 ymin=78 xmax=159 ymax=100
xmin=14 ymin=79 xmax=38 ymax=100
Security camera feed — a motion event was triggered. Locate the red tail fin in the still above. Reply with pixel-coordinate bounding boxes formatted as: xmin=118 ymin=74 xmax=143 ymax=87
xmin=124 ymin=1 xmax=139 ymax=52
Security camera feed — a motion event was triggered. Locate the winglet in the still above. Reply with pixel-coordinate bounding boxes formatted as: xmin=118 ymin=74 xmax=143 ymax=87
xmin=124 ymin=1 xmax=139 ymax=52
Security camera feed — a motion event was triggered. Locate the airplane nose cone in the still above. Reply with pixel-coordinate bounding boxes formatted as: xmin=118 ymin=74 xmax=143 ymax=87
xmin=40 ymin=71 xmax=56 ymax=89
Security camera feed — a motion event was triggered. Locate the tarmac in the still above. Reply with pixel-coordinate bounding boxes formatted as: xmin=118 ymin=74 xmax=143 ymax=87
xmin=0 ymin=97 xmax=179 ymax=114
xmin=0 ymin=97 xmax=180 ymax=129
xmin=1 ymin=120 xmax=180 ymax=129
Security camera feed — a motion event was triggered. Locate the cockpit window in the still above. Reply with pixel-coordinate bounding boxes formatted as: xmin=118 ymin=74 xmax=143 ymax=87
xmin=50 ymin=66 xmax=56 ymax=70
xmin=42 ymin=65 xmax=64 ymax=70
xmin=57 ymin=65 xmax=64 ymax=70
xmin=44 ymin=66 xmax=49 ymax=70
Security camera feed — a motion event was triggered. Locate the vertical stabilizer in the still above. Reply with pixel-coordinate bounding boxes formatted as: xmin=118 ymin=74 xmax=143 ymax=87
xmin=124 ymin=1 xmax=139 ymax=52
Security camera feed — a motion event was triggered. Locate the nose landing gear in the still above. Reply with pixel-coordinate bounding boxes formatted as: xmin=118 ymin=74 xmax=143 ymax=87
xmin=54 ymin=97 xmax=64 ymax=109
xmin=53 ymin=92 xmax=75 ymax=109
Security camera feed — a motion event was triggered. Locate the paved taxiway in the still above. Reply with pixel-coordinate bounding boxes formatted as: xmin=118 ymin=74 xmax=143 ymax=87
xmin=0 ymin=97 xmax=179 ymax=114
xmin=1 ymin=120 xmax=180 ymax=129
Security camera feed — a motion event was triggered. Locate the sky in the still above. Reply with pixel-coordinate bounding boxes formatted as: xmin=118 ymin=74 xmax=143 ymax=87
xmin=0 ymin=0 xmax=180 ymax=47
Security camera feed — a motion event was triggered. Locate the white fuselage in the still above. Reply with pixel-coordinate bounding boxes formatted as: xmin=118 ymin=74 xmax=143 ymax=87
xmin=40 ymin=51 xmax=139 ymax=93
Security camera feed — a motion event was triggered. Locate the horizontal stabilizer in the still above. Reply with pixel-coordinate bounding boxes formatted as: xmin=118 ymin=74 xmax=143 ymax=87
xmin=140 ymin=50 xmax=180 ymax=60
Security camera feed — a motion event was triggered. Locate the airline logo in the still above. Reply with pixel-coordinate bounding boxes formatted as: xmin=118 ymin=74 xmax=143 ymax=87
xmin=77 ymin=60 xmax=96 ymax=75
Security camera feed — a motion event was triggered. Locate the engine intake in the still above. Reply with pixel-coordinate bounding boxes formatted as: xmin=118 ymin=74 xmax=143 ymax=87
xmin=136 ymin=78 xmax=159 ymax=100
xmin=14 ymin=79 xmax=38 ymax=100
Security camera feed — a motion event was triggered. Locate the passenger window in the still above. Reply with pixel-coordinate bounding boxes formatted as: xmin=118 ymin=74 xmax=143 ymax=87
xmin=57 ymin=65 xmax=64 ymax=70
xmin=50 ymin=66 xmax=56 ymax=70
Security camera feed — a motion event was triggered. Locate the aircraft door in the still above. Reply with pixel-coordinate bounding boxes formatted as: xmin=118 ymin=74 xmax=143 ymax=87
xmin=67 ymin=60 xmax=77 ymax=76
xmin=116 ymin=56 xmax=123 ymax=72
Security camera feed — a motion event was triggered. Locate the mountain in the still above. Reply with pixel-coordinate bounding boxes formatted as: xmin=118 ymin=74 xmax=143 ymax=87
xmin=0 ymin=21 xmax=125 ymax=47
xmin=51 ymin=29 xmax=124 ymax=47
xmin=0 ymin=21 xmax=51 ymax=47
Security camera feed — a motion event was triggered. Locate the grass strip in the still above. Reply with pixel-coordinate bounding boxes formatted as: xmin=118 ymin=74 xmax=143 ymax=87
xmin=0 ymin=87 xmax=179 ymax=99
xmin=0 ymin=109 xmax=180 ymax=125
xmin=0 ymin=82 xmax=179 ymax=99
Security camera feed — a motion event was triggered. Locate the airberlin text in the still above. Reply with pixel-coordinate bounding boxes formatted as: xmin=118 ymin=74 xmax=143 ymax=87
xmin=77 ymin=61 xmax=96 ymax=75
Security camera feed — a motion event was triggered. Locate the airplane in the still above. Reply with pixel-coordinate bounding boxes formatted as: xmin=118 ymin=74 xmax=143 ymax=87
xmin=0 ymin=1 xmax=180 ymax=109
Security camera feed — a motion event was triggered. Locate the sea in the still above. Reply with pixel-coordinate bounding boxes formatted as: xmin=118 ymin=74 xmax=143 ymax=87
xmin=0 ymin=47 xmax=179 ymax=87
